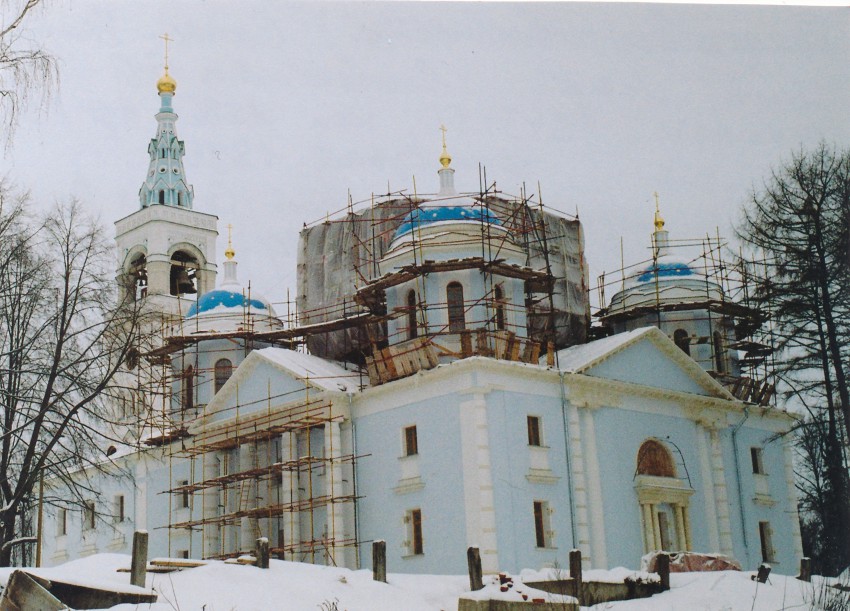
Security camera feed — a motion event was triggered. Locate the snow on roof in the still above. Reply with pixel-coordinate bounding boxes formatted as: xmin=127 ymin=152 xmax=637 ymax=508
xmin=254 ymin=347 xmax=364 ymax=393
xmin=551 ymin=327 xmax=657 ymax=373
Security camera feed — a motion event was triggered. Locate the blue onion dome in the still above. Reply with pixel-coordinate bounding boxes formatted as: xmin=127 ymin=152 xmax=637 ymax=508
xmin=184 ymin=254 xmax=282 ymax=333
xmin=185 ymin=289 xmax=272 ymax=318
xmin=635 ymin=260 xmax=697 ymax=284
xmin=394 ymin=205 xmax=502 ymax=240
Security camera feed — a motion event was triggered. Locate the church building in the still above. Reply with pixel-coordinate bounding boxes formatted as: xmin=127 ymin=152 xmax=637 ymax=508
xmin=41 ymin=60 xmax=803 ymax=577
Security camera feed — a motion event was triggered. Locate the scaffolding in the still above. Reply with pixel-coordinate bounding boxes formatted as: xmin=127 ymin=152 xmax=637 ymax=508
xmin=592 ymin=231 xmax=776 ymax=406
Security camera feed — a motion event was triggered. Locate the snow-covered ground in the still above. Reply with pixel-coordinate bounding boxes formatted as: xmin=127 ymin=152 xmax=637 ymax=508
xmin=0 ymin=554 xmax=847 ymax=610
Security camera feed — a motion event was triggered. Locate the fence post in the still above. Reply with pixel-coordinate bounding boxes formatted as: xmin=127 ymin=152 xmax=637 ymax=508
xmin=467 ymin=546 xmax=484 ymax=591
xmin=798 ymin=557 xmax=811 ymax=582
xmin=256 ymin=537 xmax=269 ymax=569
xmin=130 ymin=530 xmax=149 ymax=588
xmin=373 ymin=540 xmax=387 ymax=583
xmin=569 ymin=549 xmax=583 ymax=604
xmin=657 ymin=553 xmax=670 ymax=591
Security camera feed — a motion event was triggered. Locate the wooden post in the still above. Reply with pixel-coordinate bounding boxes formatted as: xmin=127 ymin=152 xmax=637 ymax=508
xmin=372 ymin=540 xmax=387 ymax=583
xmin=569 ymin=549 xmax=583 ymax=603
xmin=754 ymin=563 xmax=771 ymax=584
xmin=467 ymin=546 xmax=484 ymax=591
xmin=256 ymin=537 xmax=269 ymax=569
xmin=546 ymin=341 xmax=555 ymax=367
xmin=130 ymin=530 xmax=149 ymax=588
xmin=798 ymin=557 xmax=811 ymax=582
xmin=657 ymin=552 xmax=670 ymax=591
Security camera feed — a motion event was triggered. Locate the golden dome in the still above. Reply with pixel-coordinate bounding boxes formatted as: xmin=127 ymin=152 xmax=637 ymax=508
xmin=157 ymin=70 xmax=177 ymax=95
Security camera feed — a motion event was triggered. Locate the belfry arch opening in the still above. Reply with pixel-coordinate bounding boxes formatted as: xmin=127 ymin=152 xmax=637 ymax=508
xmin=127 ymin=253 xmax=148 ymax=301
xmin=170 ymin=250 xmax=199 ymax=296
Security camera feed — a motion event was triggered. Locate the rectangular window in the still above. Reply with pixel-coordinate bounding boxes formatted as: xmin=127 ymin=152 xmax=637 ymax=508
xmin=533 ymin=500 xmax=550 ymax=548
xmin=751 ymin=447 xmax=765 ymax=474
xmin=404 ymin=425 xmax=419 ymax=456
xmin=114 ymin=495 xmax=125 ymax=523
xmin=83 ymin=500 xmax=96 ymax=530
xmin=406 ymin=509 xmax=423 ymax=555
xmin=527 ymin=416 xmax=542 ymax=447
xmin=758 ymin=521 xmax=774 ymax=562
xmin=181 ymin=480 xmax=190 ymax=509
xmin=179 ymin=550 xmax=189 ymax=559
xmin=57 ymin=508 xmax=67 ymax=536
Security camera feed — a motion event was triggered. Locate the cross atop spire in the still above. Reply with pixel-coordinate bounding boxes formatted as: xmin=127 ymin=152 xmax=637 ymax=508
xmin=439 ymin=124 xmax=452 ymax=169
xmin=160 ymin=32 xmax=173 ymax=71
xmin=653 ymin=191 xmax=665 ymax=231
xmin=225 ymin=224 xmax=235 ymax=260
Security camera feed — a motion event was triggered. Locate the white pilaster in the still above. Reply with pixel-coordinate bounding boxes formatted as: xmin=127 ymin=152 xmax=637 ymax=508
xmin=782 ymin=437 xmax=804 ymax=559
xmin=579 ymin=408 xmax=607 ymax=568
xmin=324 ymin=420 xmax=345 ymax=566
xmin=202 ymin=451 xmax=220 ymax=558
xmin=460 ymin=394 xmax=498 ymax=573
xmin=708 ymin=429 xmax=734 ymax=555
xmin=281 ymin=431 xmax=300 ymax=560
xmin=696 ymin=425 xmax=720 ymax=552
xmin=567 ymin=404 xmax=592 ymax=565
xmin=239 ymin=442 xmax=258 ymax=552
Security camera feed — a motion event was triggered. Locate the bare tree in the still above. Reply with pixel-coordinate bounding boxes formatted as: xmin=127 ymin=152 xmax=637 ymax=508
xmin=0 ymin=181 xmax=142 ymax=566
xmin=737 ymin=143 xmax=850 ymax=575
xmin=0 ymin=0 xmax=57 ymax=142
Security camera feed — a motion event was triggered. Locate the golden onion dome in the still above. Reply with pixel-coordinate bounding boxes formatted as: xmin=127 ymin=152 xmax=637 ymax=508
xmin=157 ymin=70 xmax=177 ymax=95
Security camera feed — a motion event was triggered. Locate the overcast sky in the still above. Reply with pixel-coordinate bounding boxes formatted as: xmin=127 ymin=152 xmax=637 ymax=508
xmin=5 ymin=1 xmax=849 ymax=312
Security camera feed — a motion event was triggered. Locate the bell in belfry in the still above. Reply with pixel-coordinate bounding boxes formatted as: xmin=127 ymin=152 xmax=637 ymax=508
xmin=174 ymin=268 xmax=196 ymax=294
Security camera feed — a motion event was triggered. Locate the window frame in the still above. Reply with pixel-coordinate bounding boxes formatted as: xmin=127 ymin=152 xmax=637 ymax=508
xmin=214 ymin=358 xmax=233 ymax=394
xmin=758 ymin=521 xmax=775 ymax=563
xmin=533 ymin=500 xmax=550 ymax=548
xmin=57 ymin=507 xmax=67 ymax=536
xmin=408 ymin=508 xmax=423 ymax=556
xmin=403 ymin=425 xmax=419 ymax=457
xmin=446 ymin=282 xmax=466 ymax=333
xmin=83 ymin=500 xmax=96 ymax=531
xmin=114 ymin=494 xmax=125 ymax=523
xmin=750 ymin=447 xmax=766 ymax=475
xmin=527 ymin=415 xmax=542 ymax=447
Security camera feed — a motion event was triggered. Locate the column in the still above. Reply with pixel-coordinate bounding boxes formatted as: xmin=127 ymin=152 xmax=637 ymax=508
xmin=324 ymin=420 xmax=345 ymax=566
xmin=782 ymin=437 xmax=804 ymax=559
xmin=239 ymin=442 xmax=258 ymax=552
xmin=674 ymin=505 xmax=687 ymax=552
xmin=650 ymin=505 xmax=662 ymax=550
xmin=202 ymin=451 xmax=220 ymax=558
xmin=281 ymin=431 xmax=300 ymax=560
xmin=640 ymin=503 xmax=652 ymax=552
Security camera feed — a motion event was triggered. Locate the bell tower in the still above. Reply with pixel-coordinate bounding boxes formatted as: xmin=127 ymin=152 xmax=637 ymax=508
xmin=115 ymin=34 xmax=218 ymax=316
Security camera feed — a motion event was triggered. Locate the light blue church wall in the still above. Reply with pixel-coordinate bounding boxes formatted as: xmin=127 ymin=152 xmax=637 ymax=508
xmin=585 ymin=340 xmax=708 ymax=396
xmin=354 ymin=394 xmax=467 ymax=574
xmin=719 ymin=423 xmax=798 ymax=570
xmin=485 ymin=388 xmax=574 ymax=572
xmin=592 ymin=405 xmax=711 ymax=568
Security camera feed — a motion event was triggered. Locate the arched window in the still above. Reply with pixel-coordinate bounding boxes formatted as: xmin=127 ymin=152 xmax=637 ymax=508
xmin=214 ymin=359 xmax=233 ymax=394
xmin=170 ymin=251 xmax=199 ymax=296
xmin=713 ymin=331 xmax=726 ymax=373
xmin=636 ymin=439 xmax=676 ymax=478
xmin=183 ymin=365 xmax=194 ymax=411
xmin=406 ymin=290 xmax=418 ymax=340
xmin=158 ymin=190 xmax=165 ymax=204
xmin=673 ymin=329 xmax=690 ymax=356
xmin=447 ymin=282 xmax=465 ymax=332
xmin=494 ymin=285 xmax=506 ymax=331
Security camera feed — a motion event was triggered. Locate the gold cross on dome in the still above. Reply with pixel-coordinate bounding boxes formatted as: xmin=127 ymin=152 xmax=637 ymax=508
xmin=159 ymin=32 xmax=174 ymax=70
xmin=440 ymin=124 xmax=448 ymax=148
xmin=653 ymin=191 xmax=660 ymax=212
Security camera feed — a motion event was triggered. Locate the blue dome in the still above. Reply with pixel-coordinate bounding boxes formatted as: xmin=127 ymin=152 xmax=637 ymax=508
xmin=636 ymin=261 xmax=695 ymax=283
xmin=395 ymin=206 xmax=502 ymax=239
xmin=186 ymin=289 xmax=270 ymax=318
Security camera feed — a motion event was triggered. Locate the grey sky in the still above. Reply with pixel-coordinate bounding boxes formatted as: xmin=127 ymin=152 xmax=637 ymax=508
xmin=5 ymin=1 xmax=849 ymax=312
